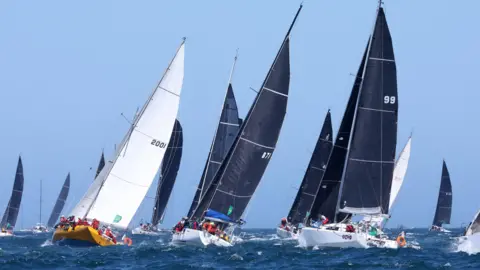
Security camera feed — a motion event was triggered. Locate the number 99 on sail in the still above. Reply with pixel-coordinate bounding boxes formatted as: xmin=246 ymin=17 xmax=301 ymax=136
xmin=151 ymin=139 xmax=166 ymax=148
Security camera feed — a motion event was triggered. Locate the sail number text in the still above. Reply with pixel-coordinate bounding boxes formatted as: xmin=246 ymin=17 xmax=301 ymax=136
xmin=151 ymin=139 xmax=167 ymax=148
xmin=384 ymin=96 xmax=396 ymax=104
xmin=261 ymin=152 xmax=272 ymax=159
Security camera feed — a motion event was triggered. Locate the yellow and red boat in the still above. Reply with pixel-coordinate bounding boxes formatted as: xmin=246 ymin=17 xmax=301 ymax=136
xmin=52 ymin=225 xmax=116 ymax=247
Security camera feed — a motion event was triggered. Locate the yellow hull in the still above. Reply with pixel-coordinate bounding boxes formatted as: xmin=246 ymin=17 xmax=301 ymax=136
xmin=52 ymin=225 xmax=116 ymax=247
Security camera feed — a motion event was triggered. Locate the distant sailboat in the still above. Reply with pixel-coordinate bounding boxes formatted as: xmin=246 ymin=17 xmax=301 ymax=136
xmin=47 ymin=173 xmax=71 ymax=228
xmin=430 ymin=160 xmax=452 ymax=232
xmin=0 ymin=156 xmax=24 ymax=237
xmin=132 ymin=119 xmax=183 ymax=235
xmin=277 ymin=110 xmax=333 ymax=239
xmin=186 ymin=53 xmax=242 ymax=219
xmin=32 ymin=180 xmax=49 ymax=233
xmin=173 ymin=5 xmax=302 ymax=247
xmin=52 ymin=39 xmax=185 ymax=247
xmin=299 ymin=2 xmax=403 ymax=249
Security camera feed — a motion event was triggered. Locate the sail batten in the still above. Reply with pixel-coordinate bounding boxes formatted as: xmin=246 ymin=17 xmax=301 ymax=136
xmin=47 ymin=173 xmax=71 ymax=227
xmin=71 ymin=40 xmax=185 ymax=229
xmin=151 ymin=119 xmax=183 ymax=226
xmin=287 ymin=111 xmax=333 ymax=225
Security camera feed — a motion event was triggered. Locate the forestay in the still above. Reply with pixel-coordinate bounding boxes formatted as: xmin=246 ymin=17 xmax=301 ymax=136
xmin=338 ymin=7 xmax=398 ymax=215
xmin=287 ymin=110 xmax=333 ymax=225
xmin=47 ymin=173 xmax=71 ymax=227
xmin=71 ymin=40 xmax=185 ymax=229
xmin=152 ymin=119 xmax=183 ymax=226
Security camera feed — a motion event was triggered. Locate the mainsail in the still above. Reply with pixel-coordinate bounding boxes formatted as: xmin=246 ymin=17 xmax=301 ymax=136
xmin=47 ymin=173 xmax=71 ymax=227
xmin=70 ymin=39 xmax=185 ymax=229
xmin=287 ymin=110 xmax=333 ymax=225
xmin=337 ymin=6 xmax=398 ymax=215
xmin=1 ymin=156 xmax=24 ymax=229
xmin=151 ymin=119 xmax=183 ymax=226
xmin=95 ymin=151 xmax=106 ymax=180
xmin=388 ymin=136 xmax=412 ymax=210
xmin=432 ymin=160 xmax=452 ymax=227
xmin=188 ymin=55 xmax=242 ymax=218
xmin=192 ymin=6 xmax=302 ymax=222
xmin=308 ymin=43 xmax=369 ymax=223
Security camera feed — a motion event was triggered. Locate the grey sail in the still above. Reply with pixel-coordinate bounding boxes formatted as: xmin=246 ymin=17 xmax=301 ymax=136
xmin=308 ymin=42 xmax=369 ymax=223
xmin=192 ymin=6 xmax=302 ymax=223
xmin=187 ymin=83 xmax=241 ymax=218
xmin=1 ymin=156 xmax=24 ymax=229
xmin=287 ymin=110 xmax=333 ymax=225
xmin=47 ymin=173 xmax=71 ymax=227
xmin=432 ymin=161 xmax=452 ymax=227
xmin=151 ymin=119 xmax=183 ymax=226
xmin=338 ymin=7 xmax=398 ymax=215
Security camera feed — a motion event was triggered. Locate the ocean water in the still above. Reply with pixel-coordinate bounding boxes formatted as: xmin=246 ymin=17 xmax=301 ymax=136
xmin=0 ymin=228 xmax=478 ymax=269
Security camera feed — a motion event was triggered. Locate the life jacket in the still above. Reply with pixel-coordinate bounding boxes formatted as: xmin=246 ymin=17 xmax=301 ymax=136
xmin=193 ymin=222 xmax=198 ymax=230
xmin=322 ymin=217 xmax=329 ymax=225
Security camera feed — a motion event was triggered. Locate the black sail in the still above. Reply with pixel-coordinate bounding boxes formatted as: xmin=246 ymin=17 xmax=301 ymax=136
xmin=287 ymin=110 xmax=333 ymax=225
xmin=1 ymin=156 xmax=24 ymax=229
xmin=309 ymin=42 xmax=369 ymax=223
xmin=187 ymin=84 xmax=241 ymax=218
xmin=95 ymin=151 xmax=106 ymax=180
xmin=192 ymin=6 xmax=302 ymax=222
xmin=47 ymin=173 xmax=71 ymax=227
xmin=338 ymin=7 xmax=398 ymax=215
xmin=432 ymin=161 xmax=452 ymax=227
xmin=151 ymin=119 xmax=183 ymax=226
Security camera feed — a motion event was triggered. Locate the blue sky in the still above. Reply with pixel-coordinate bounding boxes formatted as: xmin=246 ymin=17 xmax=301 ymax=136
xmin=0 ymin=0 xmax=479 ymax=229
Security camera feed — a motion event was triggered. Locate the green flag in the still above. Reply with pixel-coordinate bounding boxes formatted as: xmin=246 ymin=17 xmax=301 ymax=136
xmin=227 ymin=205 xmax=233 ymax=216
xmin=113 ymin=215 xmax=122 ymax=223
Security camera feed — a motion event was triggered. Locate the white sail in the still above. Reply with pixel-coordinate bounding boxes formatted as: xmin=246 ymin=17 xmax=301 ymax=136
xmin=71 ymin=41 xmax=185 ymax=229
xmin=388 ymin=136 xmax=411 ymax=211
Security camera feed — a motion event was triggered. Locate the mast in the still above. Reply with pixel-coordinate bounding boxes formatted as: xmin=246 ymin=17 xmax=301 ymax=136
xmin=334 ymin=2 xmax=384 ymax=221
xmin=40 ymin=180 xmax=42 ymax=224
xmin=83 ymin=38 xmax=186 ymax=219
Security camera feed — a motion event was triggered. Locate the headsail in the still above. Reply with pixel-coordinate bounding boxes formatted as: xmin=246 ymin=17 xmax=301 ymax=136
xmin=287 ymin=110 xmax=333 ymax=225
xmin=308 ymin=43 xmax=369 ymax=223
xmin=1 ymin=156 xmax=24 ymax=229
xmin=187 ymin=55 xmax=242 ymax=218
xmin=192 ymin=6 xmax=302 ymax=222
xmin=152 ymin=119 xmax=183 ymax=226
xmin=70 ymin=40 xmax=185 ymax=229
xmin=388 ymin=136 xmax=412 ymax=210
xmin=338 ymin=6 xmax=398 ymax=215
xmin=432 ymin=160 xmax=452 ymax=227
xmin=47 ymin=173 xmax=71 ymax=228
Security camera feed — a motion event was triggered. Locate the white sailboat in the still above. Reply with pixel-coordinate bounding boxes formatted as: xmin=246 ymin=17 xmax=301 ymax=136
xmin=52 ymin=39 xmax=185 ymax=247
xmin=32 ymin=180 xmax=49 ymax=233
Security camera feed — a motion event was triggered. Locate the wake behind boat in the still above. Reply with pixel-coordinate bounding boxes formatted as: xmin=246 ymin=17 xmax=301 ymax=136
xmin=52 ymin=39 xmax=185 ymax=247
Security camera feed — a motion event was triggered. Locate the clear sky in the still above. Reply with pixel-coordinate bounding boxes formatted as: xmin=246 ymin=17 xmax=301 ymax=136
xmin=0 ymin=0 xmax=479 ymax=229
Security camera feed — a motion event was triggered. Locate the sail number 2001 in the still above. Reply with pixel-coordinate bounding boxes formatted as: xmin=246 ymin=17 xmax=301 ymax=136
xmin=151 ymin=139 xmax=167 ymax=148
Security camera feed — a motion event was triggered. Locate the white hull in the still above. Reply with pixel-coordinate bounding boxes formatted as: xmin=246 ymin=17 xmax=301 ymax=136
xmin=131 ymin=227 xmax=168 ymax=236
xmin=458 ymin=233 xmax=480 ymax=253
xmin=0 ymin=232 xmax=14 ymax=237
xmin=366 ymin=236 xmax=399 ymax=249
xmin=276 ymin=227 xmax=298 ymax=239
xmin=171 ymin=228 xmax=206 ymax=246
xmin=298 ymin=227 xmax=368 ymax=248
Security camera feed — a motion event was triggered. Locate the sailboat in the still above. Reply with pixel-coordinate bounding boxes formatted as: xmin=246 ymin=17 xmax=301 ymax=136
xmin=461 ymin=209 xmax=480 ymax=248
xmin=132 ymin=119 xmax=183 ymax=235
xmin=32 ymin=180 xmax=49 ymax=233
xmin=47 ymin=173 xmax=71 ymax=229
xmin=171 ymin=54 xmax=242 ymax=245
xmin=430 ymin=160 xmax=452 ymax=232
xmin=298 ymin=1 xmax=403 ymax=249
xmin=361 ymin=135 xmax=412 ymax=229
xmin=52 ymin=39 xmax=185 ymax=247
xmin=0 ymin=156 xmax=24 ymax=237
xmin=172 ymin=5 xmax=302 ymax=247
xmin=277 ymin=110 xmax=333 ymax=239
